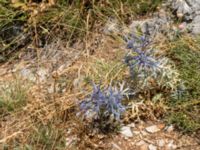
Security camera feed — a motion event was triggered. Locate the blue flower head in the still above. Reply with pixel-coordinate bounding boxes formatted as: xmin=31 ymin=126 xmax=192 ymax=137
xmin=125 ymin=48 xmax=161 ymax=78
xmin=124 ymin=33 xmax=166 ymax=89
xmin=80 ymin=83 xmax=128 ymax=121
xmin=125 ymin=34 xmax=150 ymax=50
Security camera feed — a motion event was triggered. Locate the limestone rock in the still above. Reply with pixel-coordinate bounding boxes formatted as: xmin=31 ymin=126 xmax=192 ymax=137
xmin=145 ymin=125 xmax=160 ymax=133
xmin=120 ymin=126 xmax=133 ymax=138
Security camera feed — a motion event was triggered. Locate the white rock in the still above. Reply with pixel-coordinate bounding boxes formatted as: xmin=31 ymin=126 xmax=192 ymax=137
xmin=139 ymin=144 xmax=149 ymax=150
xmin=165 ymin=125 xmax=174 ymax=132
xmin=120 ymin=126 xmax=133 ymax=138
xmin=145 ymin=125 xmax=160 ymax=133
xmin=141 ymin=130 xmax=149 ymax=136
xmin=190 ymin=16 xmax=200 ymax=34
xmin=136 ymin=140 xmax=146 ymax=146
xmin=132 ymin=130 xmax=140 ymax=135
xmin=172 ymin=0 xmax=192 ymax=15
xmin=148 ymin=144 xmax=157 ymax=150
xmin=157 ymin=139 xmax=165 ymax=147
xmin=65 ymin=136 xmax=77 ymax=147
xmin=127 ymin=123 xmax=135 ymax=128
xmin=167 ymin=140 xmax=177 ymax=150
xmin=37 ymin=68 xmax=49 ymax=82
xmin=112 ymin=142 xmax=122 ymax=150
xmin=20 ymin=68 xmax=36 ymax=82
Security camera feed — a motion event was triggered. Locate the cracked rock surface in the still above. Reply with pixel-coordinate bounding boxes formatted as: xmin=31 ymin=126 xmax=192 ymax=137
xmin=128 ymin=0 xmax=200 ymax=38
xmin=170 ymin=0 xmax=200 ymax=34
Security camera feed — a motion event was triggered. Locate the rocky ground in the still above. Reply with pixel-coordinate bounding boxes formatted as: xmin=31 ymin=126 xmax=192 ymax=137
xmin=128 ymin=0 xmax=200 ymax=38
xmin=0 ymin=0 xmax=200 ymax=149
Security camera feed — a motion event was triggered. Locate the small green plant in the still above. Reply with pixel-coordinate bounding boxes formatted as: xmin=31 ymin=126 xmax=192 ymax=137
xmin=0 ymin=79 xmax=29 ymax=114
xmin=31 ymin=124 xmax=66 ymax=150
xmin=168 ymin=112 xmax=200 ymax=133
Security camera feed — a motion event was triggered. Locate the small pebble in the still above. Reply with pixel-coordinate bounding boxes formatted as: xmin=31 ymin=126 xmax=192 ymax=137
xmin=157 ymin=139 xmax=165 ymax=147
xmin=136 ymin=140 xmax=146 ymax=146
xmin=139 ymin=144 xmax=148 ymax=150
xmin=166 ymin=125 xmax=174 ymax=133
xmin=120 ymin=126 xmax=133 ymax=138
xmin=148 ymin=144 xmax=157 ymax=150
xmin=146 ymin=125 xmax=160 ymax=133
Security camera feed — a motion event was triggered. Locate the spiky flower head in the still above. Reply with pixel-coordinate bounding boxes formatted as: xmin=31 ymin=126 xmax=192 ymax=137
xmin=124 ymin=33 xmax=180 ymax=91
xmin=80 ymin=83 xmax=128 ymax=122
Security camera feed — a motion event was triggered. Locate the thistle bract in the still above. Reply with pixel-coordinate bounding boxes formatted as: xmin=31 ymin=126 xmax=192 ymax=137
xmin=125 ymin=49 xmax=161 ymax=78
xmin=124 ymin=34 xmax=180 ymax=91
xmin=80 ymin=83 xmax=128 ymax=122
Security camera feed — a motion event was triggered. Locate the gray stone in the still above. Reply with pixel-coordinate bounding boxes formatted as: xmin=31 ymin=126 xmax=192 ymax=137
xmin=167 ymin=140 xmax=177 ymax=150
xmin=112 ymin=143 xmax=122 ymax=150
xmin=145 ymin=125 xmax=160 ymax=133
xmin=171 ymin=0 xmax=192 ymax=17
xmin=127 ymin=123 xmax=136 ymax=128
xmin=37 ymin=68 xmax=49 ymax=82
xmin=188 ymin=16 xmax=200 ymax=34
xmin=169 ymin=0 xmax=200 ymax=35
xmin=136 ymin=140 xmax=146 ymax=146
xmin=165 ymin=125 xmax=174 ymax=133
xmin=20 ymin=68 xmax=36 ymax=82
xmin=148 ymin=144 xmax=157 ymax=150
xmin=130 ymin=9 xmax=172 ymax=38
xmin=120 ymin=126 xmax=133 ymax=138
xmin=157 ymin=139 xmax=165 ymax=147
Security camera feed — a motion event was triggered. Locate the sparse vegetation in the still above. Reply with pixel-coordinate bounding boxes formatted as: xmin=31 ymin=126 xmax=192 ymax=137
xmin=0 ymin=0 xmax=163 ymax=60
xmin=168 ymin=112 xmax=200 ymax=133
xmin=166 ymin=36 xmax=200 ymax=133
xmin=0 ymin=78 xmax=30 ymax=115
xmin=169 ymin=37 xmax=200 ymax=99
xmin=132 ymin=0 xmax=163 ymax=15
xmin=0 ymin=0 xmax=200 ymax=149
xmin=85 ymin=58 xmax=127 ymax=86
xmin=30 ymin=123 xmax=66 ymax=150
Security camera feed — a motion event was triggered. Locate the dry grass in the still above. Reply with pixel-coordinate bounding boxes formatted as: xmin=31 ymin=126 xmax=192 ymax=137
xmin=1 ymin=0 xmax=200 ymax=148
xmin=0 ymin=33 xmax=127 ymax=149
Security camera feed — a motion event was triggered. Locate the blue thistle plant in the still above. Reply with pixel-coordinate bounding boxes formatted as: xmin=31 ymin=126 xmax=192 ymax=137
xmin=125 ymin=34 xmax=149 ymax=50
xmin=124 ymin=34 xmax=162 ymax=85
xmin=80 ymin=83 xmax=128 ymax=130
xmin=124 ymin=34 xmax=180 ymax=90
xmin=125 ymin=48 xmax=162 ymax=78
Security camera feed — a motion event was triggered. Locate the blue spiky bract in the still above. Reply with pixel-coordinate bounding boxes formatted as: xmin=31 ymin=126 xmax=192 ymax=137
xmin=80 ymin=83 xmax=127 ymax=121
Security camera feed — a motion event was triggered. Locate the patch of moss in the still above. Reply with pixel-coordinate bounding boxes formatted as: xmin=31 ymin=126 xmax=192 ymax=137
xmin=169 ymin=39 xmax=200 ymax=99
xmin=168 ymin=112 xmax=200 ymax=133
xmin=166 ymin=37 xmax=200 ymax=133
